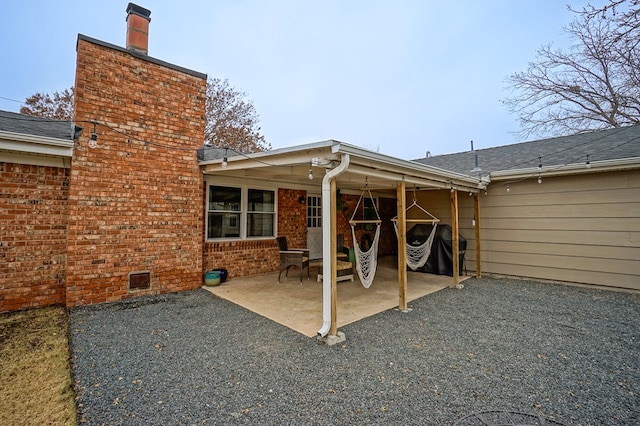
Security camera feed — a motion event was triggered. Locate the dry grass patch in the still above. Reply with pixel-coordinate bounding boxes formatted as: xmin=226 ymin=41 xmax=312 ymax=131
xmin=0 ymin=306 xmax=76 ymax=426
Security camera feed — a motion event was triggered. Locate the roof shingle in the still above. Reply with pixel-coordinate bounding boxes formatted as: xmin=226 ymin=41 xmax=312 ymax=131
xmin=414 ymin=125 xmax=640 ymax=175
xmin=0 ymin=110 xmax=74 ymax=140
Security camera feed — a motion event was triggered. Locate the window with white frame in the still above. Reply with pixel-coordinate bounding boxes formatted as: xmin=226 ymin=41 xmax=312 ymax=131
xmin=363 ymin=197 xmax=379 ymax=220
xmin=207 ymin=185 xmax=275 ymax=240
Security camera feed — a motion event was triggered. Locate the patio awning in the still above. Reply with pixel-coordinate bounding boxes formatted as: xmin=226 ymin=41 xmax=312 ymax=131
xmin=200 ymin=140 xmax=483 ymax=342
xmin=200 ymin=140 xmax=487 ymax=193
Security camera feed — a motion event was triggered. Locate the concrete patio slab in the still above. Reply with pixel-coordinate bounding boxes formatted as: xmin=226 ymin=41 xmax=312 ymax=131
xmin=204 ymin=256 xmax=469 ymax=337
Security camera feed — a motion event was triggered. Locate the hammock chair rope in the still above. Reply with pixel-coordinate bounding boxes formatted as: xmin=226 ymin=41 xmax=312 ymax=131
xmin=392 ymin=189 xmax=440 ymax=271
xmin=349 ymin=182 xmax=381 ymax=289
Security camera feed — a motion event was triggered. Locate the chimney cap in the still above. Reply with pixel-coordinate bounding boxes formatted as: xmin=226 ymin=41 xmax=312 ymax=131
xmin=126 ymin=3 xmax=151 ymax=21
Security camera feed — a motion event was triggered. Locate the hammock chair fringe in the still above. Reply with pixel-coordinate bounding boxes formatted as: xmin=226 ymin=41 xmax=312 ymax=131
xmin=392 ymin=193 xmax=440 ymax=271
xmin=350 ymin=183 xmax=382 ymax=289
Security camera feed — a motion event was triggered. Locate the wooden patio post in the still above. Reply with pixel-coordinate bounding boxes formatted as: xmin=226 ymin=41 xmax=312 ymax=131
xmin=330 ymin=178 xmax=338 ymax=336
xmin=450 ymin=188 xmax=460 ymax=287
xmin=397 ymin=181 xmax=408 ymax=311
xmin=474 ymin=193 xmax=482 ymax=278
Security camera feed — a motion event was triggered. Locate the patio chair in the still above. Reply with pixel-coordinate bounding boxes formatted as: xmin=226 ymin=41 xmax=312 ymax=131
xmin=336 ymin=234 xmax=350 ymax=261
xmin=276 ymin=237 xmax=310 ymax=284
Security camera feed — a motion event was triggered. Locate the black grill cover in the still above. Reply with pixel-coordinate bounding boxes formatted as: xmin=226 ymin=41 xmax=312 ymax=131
xmin=405 ymin=224 xmax=467 ymax=276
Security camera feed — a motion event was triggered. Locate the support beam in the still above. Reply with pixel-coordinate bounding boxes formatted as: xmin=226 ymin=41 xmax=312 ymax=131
xmin=474 ymin=193 xmax=482 ymax=278
xmin=397 ymin=181 xmax=408 ymax=311
xmin=450 ymin=189 xmax=460 ymax=287
xmin=330 ymin=178 xmax=338 ymax=336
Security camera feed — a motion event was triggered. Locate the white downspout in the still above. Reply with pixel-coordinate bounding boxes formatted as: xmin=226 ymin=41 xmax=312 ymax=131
xmin=317 ymin=153 xmax=350 ymax=337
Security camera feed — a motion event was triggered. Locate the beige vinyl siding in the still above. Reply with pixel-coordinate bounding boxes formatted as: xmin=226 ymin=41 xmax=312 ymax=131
xmin=411 ymin=171 xmax=640 ymax=290
xmin=476 ymin=170 xmax=640 ymax=290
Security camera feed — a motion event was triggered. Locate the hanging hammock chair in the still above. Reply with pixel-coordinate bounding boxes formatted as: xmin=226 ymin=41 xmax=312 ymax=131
xmin=392 ymin=192 xmax=440 ymax=271
xmin=349 ymin=184 xmax=382 ymax=288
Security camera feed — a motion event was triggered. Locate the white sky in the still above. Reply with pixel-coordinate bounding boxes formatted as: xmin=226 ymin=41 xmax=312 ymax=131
xmin=0 ymin=0 xmax=597 ymax=159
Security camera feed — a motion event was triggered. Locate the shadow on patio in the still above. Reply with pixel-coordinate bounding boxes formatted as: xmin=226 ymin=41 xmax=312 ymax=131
xmin=203 ymin=256 xmax=470 ymax=337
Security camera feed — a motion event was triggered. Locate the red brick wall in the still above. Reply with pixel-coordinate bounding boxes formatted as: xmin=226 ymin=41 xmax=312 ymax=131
xmin=201 ymin=188 xmax=307 ymax=279
xmin=203 ymin=240 xmax=279 ymax=279
xmin=278 ymin=189 xmax=307 ymax=248
xmin=0 ymin=163 xmax=69 ymax=312
xmin=200 ymin=188 xmax=399 ymax=281
xmin=337 ymin=193 xmax=397 ymax=256
xmin=67 ymin=38 xmax=207 ymax=306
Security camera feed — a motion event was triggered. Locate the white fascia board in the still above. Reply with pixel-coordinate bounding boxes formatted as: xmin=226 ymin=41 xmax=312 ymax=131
xmin=0 ymin=130 xmax=73 ymax=157
xmin=199 ymin=140 xmax=338 ymax=168
xmin=201 ymin=139 xmax=484 ymax=189
xmin=332 ymin=142 xmax=481 ymax=185
xmin=0 ymin=150 xmax=71 ymax=168
xmin=490 ymin=157 xmax=640 ymax=180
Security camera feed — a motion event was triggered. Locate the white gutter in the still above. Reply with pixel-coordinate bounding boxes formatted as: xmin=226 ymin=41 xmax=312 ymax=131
xmin=317 ymin=153 xmax=350 ymax=337
xmin=0 ymin=130 xmax=73 ymax=158
xmin=345 ymin=164 xmax=485 ymax=192
xmin=490 ymin=157 xmax=640 ymax=180
xmin=332 ymin=142 xmax=479 ymax=185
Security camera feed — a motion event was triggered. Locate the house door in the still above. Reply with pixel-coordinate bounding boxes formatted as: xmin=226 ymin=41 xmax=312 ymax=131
xmin=307 ymin=195 xmax=322 ymax=260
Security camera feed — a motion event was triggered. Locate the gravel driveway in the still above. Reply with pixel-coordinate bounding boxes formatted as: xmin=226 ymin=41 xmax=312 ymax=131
xmin=69 ymin=277 xmax=639 ymax=425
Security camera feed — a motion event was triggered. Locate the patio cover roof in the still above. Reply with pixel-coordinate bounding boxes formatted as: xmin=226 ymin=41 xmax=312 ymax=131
xmin=199 ymin=139 xmax=480 ymax=342
xmin=199 ymin=140 xmax=486 ymax=193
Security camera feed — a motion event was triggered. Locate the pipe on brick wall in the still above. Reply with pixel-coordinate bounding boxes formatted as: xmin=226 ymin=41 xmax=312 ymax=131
xmin=317 ymin=153 xmax=350 ymax=337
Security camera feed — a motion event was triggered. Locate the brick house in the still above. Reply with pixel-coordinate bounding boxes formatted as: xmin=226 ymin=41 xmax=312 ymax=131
xmin=2 ymin=4 xmax=478 ymax=316
xmin=2 ymin=3 xmax=638 ymax=328
xmin=2 ymin=3 xmax=208 ymax=311
xmin=0 ymin=111 xmax=74 ymax=311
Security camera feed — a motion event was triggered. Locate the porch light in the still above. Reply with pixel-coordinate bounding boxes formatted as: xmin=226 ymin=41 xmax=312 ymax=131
xmin=308 ymin=165 xmax=314 ymax=180
xmin=586 ymin=154 xmax=591 ymax=168
xmin=221 ymin=148 xmax=228 ymax=169
xmin=537 ymin=174 xmax=542 ymax=184
xmin=88 ymin=121 xmax=98 ymax=148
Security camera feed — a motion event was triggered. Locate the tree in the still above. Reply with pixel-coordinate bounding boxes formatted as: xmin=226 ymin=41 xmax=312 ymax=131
xmin=20 ymin=87 xmax=74 ymax=120
xmin=22 ymin=79 xmax=270 ymax=153
xmin=205 ymin=77 xmax=270 ymax=153
xmin=573 ymin=1 xmax=639 ymax=40
xmin=503 ymin=2 xmax=640 ymax=138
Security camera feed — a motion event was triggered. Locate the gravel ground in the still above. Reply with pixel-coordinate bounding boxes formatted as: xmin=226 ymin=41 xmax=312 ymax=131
xmin=69 ymin=277 xmax=640 ymax=425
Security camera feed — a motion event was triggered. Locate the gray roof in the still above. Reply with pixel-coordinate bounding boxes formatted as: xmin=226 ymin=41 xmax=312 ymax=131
xmin=197 ymin=147 xmax=237 ymax=162
xmin=0 ymin=110 xmax=74 ymax=140
xmin=414 ymin=125 xmax=640 ymax=175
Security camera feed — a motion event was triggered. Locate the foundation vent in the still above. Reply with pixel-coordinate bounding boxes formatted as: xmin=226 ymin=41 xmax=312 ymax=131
xmin=129 ymin=271 xmax=151 ymax=290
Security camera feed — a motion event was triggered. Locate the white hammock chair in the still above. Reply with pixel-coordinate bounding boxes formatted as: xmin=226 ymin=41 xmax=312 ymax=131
xmin=392 ymin=195 xmax=440 ymax=271
xmin=349 ymin=184 xmax=382 ymax=289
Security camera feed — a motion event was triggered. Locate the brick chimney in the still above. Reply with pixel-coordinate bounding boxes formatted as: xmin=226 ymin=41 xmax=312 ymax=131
xmin=126 ymin=3 xmax=151 ymax=54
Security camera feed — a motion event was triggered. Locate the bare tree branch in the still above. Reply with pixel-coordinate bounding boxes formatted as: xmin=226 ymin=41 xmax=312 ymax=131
xmin=504 ymin=2 xmax=639 ymax=138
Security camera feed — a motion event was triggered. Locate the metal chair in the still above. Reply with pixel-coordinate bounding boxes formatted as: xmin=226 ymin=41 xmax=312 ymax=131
xmin=276 ymin=237 xmax=310 ymax=284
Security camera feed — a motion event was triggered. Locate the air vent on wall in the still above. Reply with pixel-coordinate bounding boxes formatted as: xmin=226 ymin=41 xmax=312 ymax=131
xmin=129 ymin=271 xmax=151 ymax=290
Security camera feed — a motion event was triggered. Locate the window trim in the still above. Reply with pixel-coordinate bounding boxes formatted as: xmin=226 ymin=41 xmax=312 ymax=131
xmin=205 ymin=180 xmax=277 ymax=242
xmin=363 ymin=196 xmax=379 ymax=221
